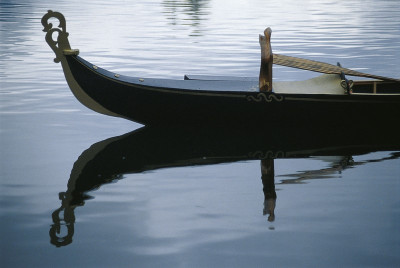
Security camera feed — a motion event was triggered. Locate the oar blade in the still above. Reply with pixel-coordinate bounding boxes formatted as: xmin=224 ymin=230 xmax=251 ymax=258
xmin=273 ymin=54 xmax=400 ymax=82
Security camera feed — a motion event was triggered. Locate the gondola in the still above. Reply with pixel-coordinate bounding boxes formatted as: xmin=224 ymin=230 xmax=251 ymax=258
xmin=42 ymin=11 xmax=400 ymax=127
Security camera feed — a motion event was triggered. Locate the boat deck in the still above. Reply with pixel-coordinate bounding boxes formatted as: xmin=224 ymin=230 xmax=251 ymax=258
xmin=184 ymin=74 xmax=400 ymax=94
xmin=77 ymin=56 xmax=400 ymax=95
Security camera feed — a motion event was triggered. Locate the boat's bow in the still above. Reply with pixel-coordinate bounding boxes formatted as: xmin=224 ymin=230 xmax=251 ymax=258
xmin=42 ymin=10 xmax=121 ymax=118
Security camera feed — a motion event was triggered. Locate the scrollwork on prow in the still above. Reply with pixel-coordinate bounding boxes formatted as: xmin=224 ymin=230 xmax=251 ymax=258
xmin=42 ymin=10 xmax=73 ymax=63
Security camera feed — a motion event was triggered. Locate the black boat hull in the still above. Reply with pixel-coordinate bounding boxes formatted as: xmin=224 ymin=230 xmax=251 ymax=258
xmin=65 ymin=55 xmax=400 ymax=128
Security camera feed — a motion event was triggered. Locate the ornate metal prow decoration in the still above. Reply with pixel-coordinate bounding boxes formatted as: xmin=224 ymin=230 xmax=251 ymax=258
xmin=41 ymin=10 xmax=79 ymax=63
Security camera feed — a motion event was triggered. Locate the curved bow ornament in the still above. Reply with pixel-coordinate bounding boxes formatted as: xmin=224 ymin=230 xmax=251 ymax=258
xmin=42 ymin=10 xmax=78 ymax=63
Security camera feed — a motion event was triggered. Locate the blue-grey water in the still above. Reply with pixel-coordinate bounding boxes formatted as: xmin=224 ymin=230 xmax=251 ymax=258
xmin=1 ymin=0 xmax=400 ymax=267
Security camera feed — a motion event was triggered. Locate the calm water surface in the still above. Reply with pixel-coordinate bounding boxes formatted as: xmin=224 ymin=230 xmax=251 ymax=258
xmin=1 ymin=0 xmax=400 ymax=267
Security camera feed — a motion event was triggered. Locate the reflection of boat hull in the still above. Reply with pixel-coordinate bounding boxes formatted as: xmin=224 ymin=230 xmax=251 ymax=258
xmin=51 ymin=125 xmax=399 ymax=247
xmin=68 ymin=125 xmax=400 ymax=203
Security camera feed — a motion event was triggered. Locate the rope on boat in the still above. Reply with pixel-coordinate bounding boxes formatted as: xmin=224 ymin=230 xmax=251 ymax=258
xmin=273 ymin=53 xmax=400 ymax=82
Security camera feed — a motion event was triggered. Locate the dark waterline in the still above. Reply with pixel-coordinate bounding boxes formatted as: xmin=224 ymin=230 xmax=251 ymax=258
xmin=1 ymin=0 xmax=400 ymax=267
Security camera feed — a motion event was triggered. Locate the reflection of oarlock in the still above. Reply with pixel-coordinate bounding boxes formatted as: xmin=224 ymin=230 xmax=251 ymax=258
xmin=261 ymin=159 xmax=276 ymax=222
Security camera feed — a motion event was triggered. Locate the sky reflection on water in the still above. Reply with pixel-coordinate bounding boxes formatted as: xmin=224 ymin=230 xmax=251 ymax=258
xmin=1 ymin=0 xmax=400 ymax=267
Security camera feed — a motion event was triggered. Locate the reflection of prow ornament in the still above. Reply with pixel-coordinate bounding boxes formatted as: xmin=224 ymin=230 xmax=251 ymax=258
xmin=49 ymin=192 xmax=76 ymax=247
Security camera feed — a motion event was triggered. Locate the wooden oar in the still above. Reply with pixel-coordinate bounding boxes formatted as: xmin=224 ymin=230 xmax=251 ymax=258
xmin=273 ymin=53 xmax=400 ymax=82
